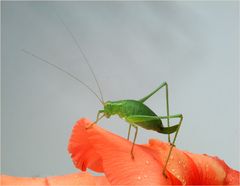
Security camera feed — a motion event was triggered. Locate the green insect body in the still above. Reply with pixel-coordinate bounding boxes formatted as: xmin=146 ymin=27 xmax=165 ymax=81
xmin=103 ymin=100 xmax=179 ymax=134
xmin=23 ymin=19 xmax=183 ymax=178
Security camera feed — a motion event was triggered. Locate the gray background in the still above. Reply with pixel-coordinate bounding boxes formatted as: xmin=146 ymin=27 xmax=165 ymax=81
xmin=2 ymin=1 xmax=239 ymax=177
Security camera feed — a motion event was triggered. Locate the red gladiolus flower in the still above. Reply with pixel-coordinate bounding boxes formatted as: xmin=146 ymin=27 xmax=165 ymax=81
xmin=68 ymin=118 xmax=240 ymax=185
xmin=1 ymin=172 xmax=110 ymax=185
xmin=1 ymin=118 xmax=239 ymax=185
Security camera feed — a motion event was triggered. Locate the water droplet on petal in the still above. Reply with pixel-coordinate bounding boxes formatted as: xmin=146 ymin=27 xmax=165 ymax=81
xmin=145 ymin=160 xmax=149 ymax=165
xmin=171 ymin=168 xmax=176 ymax=172
xmin=177 ymin=175 xmax=181 ymax=179
xmin=137 ymin=176 xmax=141 ymax=180
xmin=182 ymin=179 xmax=187 ymax=185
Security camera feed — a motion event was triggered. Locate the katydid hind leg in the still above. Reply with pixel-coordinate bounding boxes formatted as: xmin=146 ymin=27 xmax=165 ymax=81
xmin=138 ymin=82 xmax=171 ymax=143
xmin=126 ymin=115 xmax=178 ymax=134
xmin=162 ymin=114 xmax=183 ymax=177
xmin=126 ymin=114 xmax=183 ymax=175
xmin=159 ymin=114 xmax=183 ymax=120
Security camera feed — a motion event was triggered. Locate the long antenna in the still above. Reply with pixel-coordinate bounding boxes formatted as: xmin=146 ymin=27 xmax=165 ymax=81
xmin=58 ymin=17 xmax=104 ymax=103
xmin=22 ymin=49 xmax=104 ymax=105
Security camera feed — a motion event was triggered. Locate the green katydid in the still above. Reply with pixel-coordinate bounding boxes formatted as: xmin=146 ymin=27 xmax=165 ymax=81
xmin=22 ymin=19 xmax=183 ymax=177
xmin=88 ymin=84 xmax=183 ymax=177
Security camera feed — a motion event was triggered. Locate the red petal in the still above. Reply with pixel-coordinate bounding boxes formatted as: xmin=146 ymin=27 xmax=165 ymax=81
xmin=148 ymin=139 xmax=199 ymax=185
xmin=69 ymin=119 xmax=171 ymax=185
xmin=47 ymin=172 xmax=110 ymax=185
xmin=69 ymin=118 xmax=240 ymax=185
xmin=186 ymin=152 xmax=226 ymax=184
xmin=213 ymin=157 xmax=240 ymax=185
xmin=68 ymin=118 xmax=103 ymax=172
xmin=1 ymin=173 xmax=110 ymax=186
xmin=224 ymin=168 xmax=240 ymax=185
xmin=1 ymin=175 xmax=46 ymax=185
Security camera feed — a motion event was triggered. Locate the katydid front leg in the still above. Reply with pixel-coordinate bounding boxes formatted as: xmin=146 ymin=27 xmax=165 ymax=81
xmin=86 ymin=110 xmax=105 ymax=129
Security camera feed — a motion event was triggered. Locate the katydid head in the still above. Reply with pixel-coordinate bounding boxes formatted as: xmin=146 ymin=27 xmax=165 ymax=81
xmin=103 ymin=101 xmax=113 ymax=118
xmin=103 ymin=101 xmax=123 ymax=118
